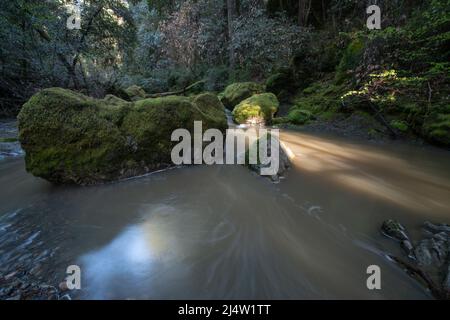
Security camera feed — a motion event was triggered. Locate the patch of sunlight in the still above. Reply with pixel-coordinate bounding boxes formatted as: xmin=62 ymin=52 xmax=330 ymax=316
xmin=280 ymin=131 xmax=450 ymax=215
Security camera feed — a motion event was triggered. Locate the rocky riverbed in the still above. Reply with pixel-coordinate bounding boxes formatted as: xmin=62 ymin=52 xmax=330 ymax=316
xmin=382 ymin=220 xmax=450 ymax=299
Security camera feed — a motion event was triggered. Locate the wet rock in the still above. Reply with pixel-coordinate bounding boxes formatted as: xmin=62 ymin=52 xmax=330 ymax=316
xmin=246 ymin=133 xmax=291 ymax=182
xmin=444 ymin=266 xmax=450 ymax=292
xmin=414 ymin=237 xmax=448 ymax=267
xmin=400 ymin=240 xmax=415 ymax=260
xmin=4 ymin=271 xmax=18 ymax=281
xmin=381 ymin=219 xmax=410 ymax=241
xmin=381 ymin=219 xmax=450 ymax=300
xmin=424 ymin=221 xmax=450 ymax=233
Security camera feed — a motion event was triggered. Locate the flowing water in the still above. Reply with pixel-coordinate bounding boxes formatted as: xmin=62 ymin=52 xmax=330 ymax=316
xmin=1 ymin=120 xmax=450 ymax=299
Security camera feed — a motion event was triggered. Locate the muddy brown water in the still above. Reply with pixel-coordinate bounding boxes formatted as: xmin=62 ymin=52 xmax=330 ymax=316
xmin=1 ymin=121 xmax=450 ymax=299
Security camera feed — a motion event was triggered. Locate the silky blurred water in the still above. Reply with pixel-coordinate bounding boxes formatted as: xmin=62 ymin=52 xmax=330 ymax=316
xmin=1 ymin=121 xmax=449 ymax=300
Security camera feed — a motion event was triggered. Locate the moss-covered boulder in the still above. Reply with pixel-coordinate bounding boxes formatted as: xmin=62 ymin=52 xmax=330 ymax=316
xmin=105 ymin=85 xmax=132 ymax=101
xmin=125 ymin=85 xmax=147 ymax=101
xmin=18 ymin=88 xmax=227 ymax=185
xmin=220 ymin=82 xmax=265 ymax=110
xmin=232 ymin=93 xmax=279 ymax=125
xmin=192 ymin=93 xmax=228 ymax=131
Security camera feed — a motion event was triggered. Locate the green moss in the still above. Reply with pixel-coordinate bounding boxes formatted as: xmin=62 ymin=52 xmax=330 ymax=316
xmin=18 ymin=88 xmax=228 ymax=185
xmin=265 ymin=69 xmax=296 ymax=99
xmin=220 ymin=82 xmax=265 ymax=110
xmin=335 ymin=37 xmax=365 ymax=83
xmin=287 ymin=109 xmax=313 ymax=125
xmin=125 ymin=85 xmax=147 ymax=101
xmin=0 ymin=137 xmax=18 ymax=143
xmin=232 ymin=93 xmax=279 ymax=125
xmin=294 ymin=79 xmax=346 ymax=114
xmin=423 ymin=112 xmax=450 ymax=146
xmin=272 ymin=117 xmax=290 ymax=125
xmin=319 ymin=108 xmax=339 ymax=121
xmin=390 ymin=120 xmax=409 ymax=132
xmin=103 ymin=94 xmax=128 ymax=106
xmin=192 ymin=93 xmax=228 ymax=132
xmin=18 ymin=88 xmax=129 ymax=185
xmin=105 ymin=86 xmax=131 ymax=101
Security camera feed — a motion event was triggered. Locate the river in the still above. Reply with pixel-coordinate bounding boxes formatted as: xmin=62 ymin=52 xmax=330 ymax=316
xmin=1 ymin=120 xmax=449 ymax=299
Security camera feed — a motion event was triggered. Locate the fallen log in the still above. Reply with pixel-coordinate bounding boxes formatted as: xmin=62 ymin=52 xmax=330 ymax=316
xmin=146 ymin=80 xmax=205 ymax=98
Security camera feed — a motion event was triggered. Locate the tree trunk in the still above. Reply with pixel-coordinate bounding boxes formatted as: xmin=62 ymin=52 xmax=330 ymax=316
xmin=298 ymin=0 xmax=312 ymax=26
xmin=227 ymin=0 xmax=236 ymax=69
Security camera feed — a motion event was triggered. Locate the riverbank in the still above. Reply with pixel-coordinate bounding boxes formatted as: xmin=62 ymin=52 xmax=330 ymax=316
xmin=275 ymin=111 xmax=445 ymax=149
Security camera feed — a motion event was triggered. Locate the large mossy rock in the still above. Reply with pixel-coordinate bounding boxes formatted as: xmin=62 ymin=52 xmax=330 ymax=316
xmin=193 ymin=93 xmax=228 ymax=130
xmin=232 ymin=93 xmax=279 ymax=125
xmin=18 ymin=88 xmax=227 ymax=185
xmin=220 ymin=82 xmax=265 ymax=110
xmin=124 ymin=85 xmax=147 ymax=101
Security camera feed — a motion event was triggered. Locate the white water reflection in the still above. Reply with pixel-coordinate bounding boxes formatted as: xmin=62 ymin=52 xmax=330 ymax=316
xmin=81 ymin=205 xmax=185 ymax=300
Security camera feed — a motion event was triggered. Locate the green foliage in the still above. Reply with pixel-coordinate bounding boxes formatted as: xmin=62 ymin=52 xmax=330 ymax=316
xmin=390 ymin=120 xmax=409 ymax=133
xmin=232 ymin=93 xmax=279 ymax=124
xmin=423 ymin=103 xmax=450 ymax=145
xmin=294 ymin=79 xmax=346 ymax=114
xmin=204 ymin=66 xmax=230 ymax=92
xmin=287 ymin=109 xmax=313 ymax=125
xmin=0 ymin=138 xmax=18 ymax=143
xmin=335 ymin=37 xmax=365 ymax=83
xmin=265 ymin=69 xmax=296 ymax=100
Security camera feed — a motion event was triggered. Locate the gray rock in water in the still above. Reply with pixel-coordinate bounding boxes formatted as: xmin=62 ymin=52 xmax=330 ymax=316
xmin=381 ymin=219 xmax=410 ymax=241
xmin=401 ymin=240 xmax=415 ymax=260
xmin=444 ymin=265 xmax=450 ymax=292
xmin=247 ymin=132 xmax=291 ymax=182
xmin=414 ymin=235 xmax=448 ymax=267
xmin=381 ymin=219 xmax=450 ymax=299
xmin=424 ymin=221 xmax=450 ymax=233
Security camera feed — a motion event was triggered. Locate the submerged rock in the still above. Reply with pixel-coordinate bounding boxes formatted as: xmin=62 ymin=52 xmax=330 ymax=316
xmin=220 ymin=82 xmax=265 ymax=110
xmin=232 ymin=93 xmax=279 ymax=125
xmin=18 ymin=88 xmax=227 ymax=185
